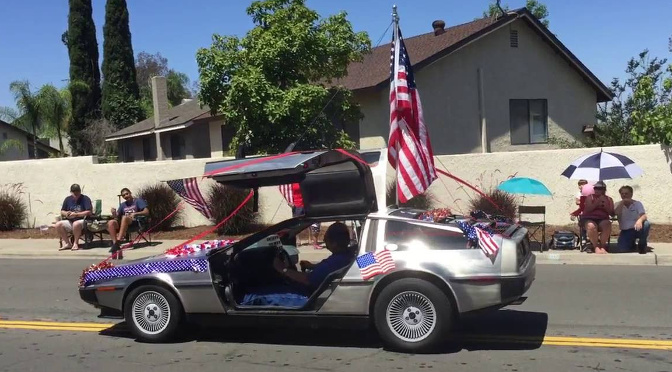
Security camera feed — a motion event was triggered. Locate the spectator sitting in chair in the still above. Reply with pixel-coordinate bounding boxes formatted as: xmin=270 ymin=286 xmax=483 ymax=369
xmin=56 ymin=183 xmax=93 ymax=251
xmin=581 ymin=181 xmax=615 ymax=254
xmin=107 ymin=188 xmax=149 ymax=255
xmin=615 ymin=185 xmax=650 ymax=254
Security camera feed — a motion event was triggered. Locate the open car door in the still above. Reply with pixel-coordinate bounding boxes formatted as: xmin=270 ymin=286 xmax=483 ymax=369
xmin=203 ymin=149 xmax=380 ymax=217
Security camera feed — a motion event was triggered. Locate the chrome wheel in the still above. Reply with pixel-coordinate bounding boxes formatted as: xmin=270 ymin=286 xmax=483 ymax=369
xmin=386 ymin=291 xmax=437 ymax=343
xmin=131 ymin=291 xmax=171 ymax=335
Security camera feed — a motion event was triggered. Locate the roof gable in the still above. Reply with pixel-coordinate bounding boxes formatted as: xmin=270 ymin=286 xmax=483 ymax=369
xmin=337 ymin=8 xmax=613 ymax=102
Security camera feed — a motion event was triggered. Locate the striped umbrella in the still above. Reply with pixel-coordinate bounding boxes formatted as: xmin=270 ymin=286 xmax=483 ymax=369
xmin=560 ymin=150 xmax=643 ymax=180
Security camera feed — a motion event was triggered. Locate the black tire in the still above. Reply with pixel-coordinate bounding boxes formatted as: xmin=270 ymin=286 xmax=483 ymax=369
xmin=373 ymin=278 xmax=453 ymax=353
xmin=123 ymin=285 xmax=183 ymax=343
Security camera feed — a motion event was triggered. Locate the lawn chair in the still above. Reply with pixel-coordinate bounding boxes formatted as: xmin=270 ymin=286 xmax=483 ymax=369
xmin=577 ymin=216 xmax=618 ymax=252
xmin=517 ymin=206 xmax=546 ymax=252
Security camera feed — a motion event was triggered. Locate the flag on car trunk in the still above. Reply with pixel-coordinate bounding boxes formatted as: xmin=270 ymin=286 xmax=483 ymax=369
xmin=167 ymin=177 xmax=213 ymax=219
xmin=388 ymin=20 xmax=437 ymax=203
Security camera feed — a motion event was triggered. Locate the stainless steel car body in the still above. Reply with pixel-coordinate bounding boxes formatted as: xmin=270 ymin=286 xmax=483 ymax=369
xmin=79 ymin=148 xmax=535 ymax=327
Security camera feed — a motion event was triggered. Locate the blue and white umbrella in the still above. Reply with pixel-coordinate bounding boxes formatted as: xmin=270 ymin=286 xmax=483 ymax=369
xmin=561 ymin=150 xmax=643 ymax=181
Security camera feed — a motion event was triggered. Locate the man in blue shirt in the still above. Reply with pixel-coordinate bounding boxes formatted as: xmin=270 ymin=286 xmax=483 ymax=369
xmin=241 ymin=222 xmax=354 ymax=307
xmin=56 ymin=184 xmax=93 ymax=251
xmin=107 ymin=188 xmax=149 ymax=257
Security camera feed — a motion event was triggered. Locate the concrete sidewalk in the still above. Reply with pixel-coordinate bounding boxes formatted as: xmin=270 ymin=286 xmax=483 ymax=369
xmin=0 ymin=238 xmax=671 ymax=266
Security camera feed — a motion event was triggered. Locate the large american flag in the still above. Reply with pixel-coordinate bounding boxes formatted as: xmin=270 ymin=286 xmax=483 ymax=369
xmin=388 ymin=25 xmax=437 ymax=203
xmin=167 ymin=177 xmax=213 ymax=219
xmin=356 ymin=249 xmax=396 ymax=280
xmin=279 ymin=184 xmax=294 ymax=205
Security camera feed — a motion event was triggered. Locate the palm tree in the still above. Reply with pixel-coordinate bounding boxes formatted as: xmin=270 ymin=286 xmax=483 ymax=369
xmin=37 ymin=84 xmax=73 ymax=156
xmin=0 ymin=81 xmax=42 ymax=158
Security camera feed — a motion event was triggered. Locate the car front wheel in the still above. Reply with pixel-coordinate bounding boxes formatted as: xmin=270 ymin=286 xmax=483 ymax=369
xmin=124 ymin=285 xmax=183 ymax=342
xmin=373 ymin=278 xmax=453 ymax=353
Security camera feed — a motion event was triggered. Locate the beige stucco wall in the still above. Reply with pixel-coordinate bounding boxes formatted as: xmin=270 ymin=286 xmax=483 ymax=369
xmin=2 ymin=145 xmax=669 ymax=230
xmin=1 ymin=156 xmax=291 ymax=229
xmin=357 ymin=19 xmax=599 ymax=155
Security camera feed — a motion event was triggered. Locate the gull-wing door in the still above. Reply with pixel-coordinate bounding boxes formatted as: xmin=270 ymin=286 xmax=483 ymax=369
xmin=203 ymin=149 xmax=378 ymax=217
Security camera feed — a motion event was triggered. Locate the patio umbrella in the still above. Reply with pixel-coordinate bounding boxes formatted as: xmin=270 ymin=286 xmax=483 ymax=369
xmin=561 ymin=150 xmax=643 ymax=181
xmin=497 ymin=177 xmax=552 ymax=196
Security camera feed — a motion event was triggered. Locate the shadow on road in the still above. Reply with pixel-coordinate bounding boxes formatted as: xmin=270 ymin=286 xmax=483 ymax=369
xmin=99 ymin=309 xmax=548 ymax=354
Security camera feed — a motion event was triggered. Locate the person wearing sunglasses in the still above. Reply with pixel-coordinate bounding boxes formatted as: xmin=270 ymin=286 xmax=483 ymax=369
xmin=582 ymin=181 xmax=614 ymax=254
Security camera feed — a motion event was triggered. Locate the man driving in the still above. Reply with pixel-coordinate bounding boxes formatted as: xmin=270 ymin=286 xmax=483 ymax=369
xmin=241 ymin=222 xmax=353 ymax=306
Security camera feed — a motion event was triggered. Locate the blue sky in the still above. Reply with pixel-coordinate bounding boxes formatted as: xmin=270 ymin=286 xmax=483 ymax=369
xmin=1 ymin=0 xmax=670 ymax=110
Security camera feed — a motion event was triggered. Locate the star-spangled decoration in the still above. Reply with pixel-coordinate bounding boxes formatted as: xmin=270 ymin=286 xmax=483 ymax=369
xmin=82 ymin=259 xmax=209 ymax=287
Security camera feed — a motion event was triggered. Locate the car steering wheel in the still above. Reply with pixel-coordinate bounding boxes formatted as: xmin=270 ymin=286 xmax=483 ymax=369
xmin=276 ymin=246 xmax=297 ymax=272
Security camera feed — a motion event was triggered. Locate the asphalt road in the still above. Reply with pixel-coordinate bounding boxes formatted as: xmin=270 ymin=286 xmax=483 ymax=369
xmin=1 ymin=259 xmax=672 ymax=372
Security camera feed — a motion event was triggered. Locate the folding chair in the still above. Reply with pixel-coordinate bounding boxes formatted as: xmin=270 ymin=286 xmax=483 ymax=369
xmin=578 ymin=216 xmax=617 ymax=252
xmin=57 ymin=199 xmax=105 ymax=250
xmin=117 ymin=194 xmax=152 ymax=246
xmin=517 ymin=206 xmax=546 ymax=252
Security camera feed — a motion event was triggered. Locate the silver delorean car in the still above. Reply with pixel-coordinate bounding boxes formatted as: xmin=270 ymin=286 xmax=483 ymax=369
xmin=78 ymin=148 xmax=535 ymax=353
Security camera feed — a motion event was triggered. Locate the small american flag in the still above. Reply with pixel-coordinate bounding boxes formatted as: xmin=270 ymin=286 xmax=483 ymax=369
xmin=167 ymin=178 xmax=213 ymax=219
xmin=457 ymin=220 xmax=500 ymax=258
xmin=356 ymin=249 xmax=396 ymax=280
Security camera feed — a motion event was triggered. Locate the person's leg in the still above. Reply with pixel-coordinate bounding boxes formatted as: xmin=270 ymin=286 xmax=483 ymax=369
xmin=71 ymin=220 xmax=84 ymax=250
xmin=598 ymin=219 xmax=612 ymax=253
xmin=636 ymin=220 xmax=651 ymax=254
xmin=117 ymin=216 xmax=133 ymax=241
xmin=56 ymin=220 xmax=73 ymax=250
xmin=585 ymin=220 xmax=600 ymax=252
xmin=617 ymin=229 xmax=636 ymax=253
xmin=107 ymin=220 xmax=119 ymax=243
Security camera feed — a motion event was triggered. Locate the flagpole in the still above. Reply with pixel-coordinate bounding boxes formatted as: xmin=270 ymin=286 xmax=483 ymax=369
xmin=392 ymin=4 xmax=401 ymax=207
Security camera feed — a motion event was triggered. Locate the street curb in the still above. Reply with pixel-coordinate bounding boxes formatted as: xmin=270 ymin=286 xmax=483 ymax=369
xmin=532 ymin=251 xmax=667 ymax=266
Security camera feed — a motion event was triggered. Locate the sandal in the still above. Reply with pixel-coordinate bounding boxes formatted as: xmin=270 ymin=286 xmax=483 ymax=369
xmin=71 ymin=245 xmax=80 ymax=251
xmin=59 ymin=243 xmax=72 ymax=251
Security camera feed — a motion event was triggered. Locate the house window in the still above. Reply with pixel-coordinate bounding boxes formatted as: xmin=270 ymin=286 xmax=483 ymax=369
xmin=142 ymin=137 xmax=152 ymax=161
xmin=170 ymin=134 xmax=185 ymax=160
xmin=509 ymin=99 xmax=548 ymax=144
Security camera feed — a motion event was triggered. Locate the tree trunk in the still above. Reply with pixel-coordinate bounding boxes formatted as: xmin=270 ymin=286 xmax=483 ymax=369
xmin=32 ymin=124 xmax=38 ymax=159
xmin=57 ymin=129 xmax=64 ymax=156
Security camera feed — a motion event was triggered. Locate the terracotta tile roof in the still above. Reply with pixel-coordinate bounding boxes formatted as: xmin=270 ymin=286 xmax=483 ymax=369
xmin=106 ymin=100 xmax=212 ymax=139
xmin=336 ymin=16 xmax=501 ymax=91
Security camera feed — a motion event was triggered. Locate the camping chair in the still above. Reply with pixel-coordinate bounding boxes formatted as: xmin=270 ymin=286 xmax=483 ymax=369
xmin=117 ymin=194 xmax=152 ymax=246
xmin=57 ymin=199 xmax=105 ymax=250
xmin=517 ymin=206 xmax=546 ymax=252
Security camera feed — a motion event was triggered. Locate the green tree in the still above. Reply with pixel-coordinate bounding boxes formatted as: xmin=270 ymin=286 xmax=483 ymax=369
xmin=0 ymin=81 xmax=42 ymax=158
xmin=63 ymin=0 xmax=102 ymax=155
xmin=196 ymin=0 xmax=370 ymax=154
xmin=101 ymin=0 xmax=143 ymax=128
xmin=595 ymin=50 xmax=672 ymax=146
xmin=37 ymin=84 xmax=77 ymax=156
xmin=483 ymin=0 xmax=550 ymax=27
xmin=135 ymin=51 xmax=194 ymax=116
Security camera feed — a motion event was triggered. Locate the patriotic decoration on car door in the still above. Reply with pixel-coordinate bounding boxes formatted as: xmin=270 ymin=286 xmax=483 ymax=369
xmin=356 ymin=249 xmax=396 ymax=280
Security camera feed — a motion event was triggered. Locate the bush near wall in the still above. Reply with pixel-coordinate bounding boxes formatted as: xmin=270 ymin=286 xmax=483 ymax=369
xmin=469 ymin=188 xmax=519 ymax=220
xmin=0 ymin=185 xmax=28 ymax=231
xmin=386 ymin=182 xmax=434 ymax=210
xmin=136 ymin=183 xmax=182 ymax=231
xmin=207 ymin=184 xmax=259 ymax=235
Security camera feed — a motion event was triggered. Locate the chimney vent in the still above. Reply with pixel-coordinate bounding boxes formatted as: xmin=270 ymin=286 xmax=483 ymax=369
xmin=432 ymin=20 xmax=446 ymax=36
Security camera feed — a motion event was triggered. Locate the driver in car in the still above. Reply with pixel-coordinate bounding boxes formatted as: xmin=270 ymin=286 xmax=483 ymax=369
xmin=241 ymin=222 xmax=353 ymax=307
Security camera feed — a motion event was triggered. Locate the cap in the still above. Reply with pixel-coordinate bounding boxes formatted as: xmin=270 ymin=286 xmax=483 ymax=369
xmin=593 ymin=181 xmax=606 ymax=188
xmin=70 ymin=183 xmax=81 ymax=192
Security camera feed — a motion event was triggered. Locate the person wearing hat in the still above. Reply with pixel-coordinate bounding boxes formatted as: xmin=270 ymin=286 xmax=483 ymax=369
xmin=582 ymin=181 xmax=615 ymax=254
xmin=55 ymin=184 xmax=93 ymax=251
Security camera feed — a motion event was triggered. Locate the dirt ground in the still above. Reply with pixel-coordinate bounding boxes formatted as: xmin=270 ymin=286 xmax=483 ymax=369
xmin=2 ymin=223 xmax=672 ymax=243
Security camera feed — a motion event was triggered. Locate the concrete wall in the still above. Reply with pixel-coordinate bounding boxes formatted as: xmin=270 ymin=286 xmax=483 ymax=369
xmin=1 ymin=155 xmax=291 ymax=229
xmin=2 ymin=144 xmax=670 ymax=230
xmin=357 ymin=19 xmax=599 ymax=155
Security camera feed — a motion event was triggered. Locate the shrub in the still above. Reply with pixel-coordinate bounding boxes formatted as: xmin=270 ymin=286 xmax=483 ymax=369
xmin=0 ymin=185 xmax=27 ymax=231
xmin=469 ymin=188 xmax=519 ymax=220
xmin=136 ymin=183 xmax=182 ymax=231
xmin=385 ymin=182 xmax=434 ymax=210
xmin=206 ymin=184 xmax=259 ymax=235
